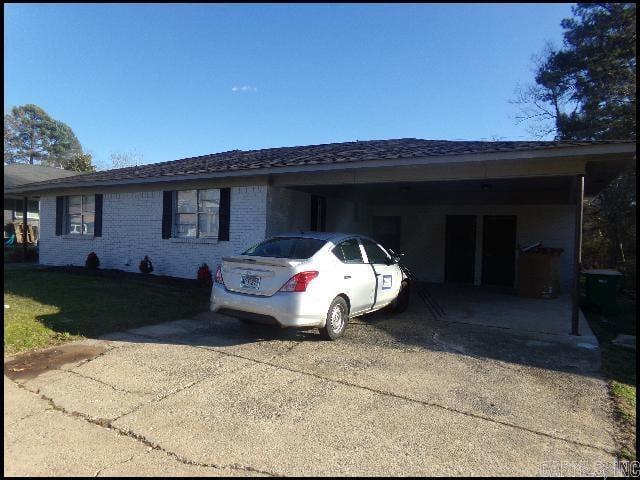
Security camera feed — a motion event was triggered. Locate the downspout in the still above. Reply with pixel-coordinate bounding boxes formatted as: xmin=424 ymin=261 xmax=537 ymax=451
xmin=571 ymin=175 xmax=584 ymax=336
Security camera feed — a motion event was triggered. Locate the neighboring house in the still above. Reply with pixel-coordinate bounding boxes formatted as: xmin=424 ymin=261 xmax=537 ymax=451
xmin=5 ymin=138 xmax=635 ymax=332
xmin=4 ymin=164 xmax=80 ymax=243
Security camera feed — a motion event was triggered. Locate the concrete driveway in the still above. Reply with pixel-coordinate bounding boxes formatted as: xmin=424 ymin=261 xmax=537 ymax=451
xmin=4 ymin=300 xmax=621 ymax=476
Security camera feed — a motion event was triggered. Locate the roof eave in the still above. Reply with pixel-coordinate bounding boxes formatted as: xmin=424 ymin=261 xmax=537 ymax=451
xmin=5 ymin=142 xmax=635 ymax=195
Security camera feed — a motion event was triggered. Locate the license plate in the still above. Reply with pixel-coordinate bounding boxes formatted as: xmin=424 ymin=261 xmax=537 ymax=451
xmin=241 ymin=274 xmax=261 ymax=290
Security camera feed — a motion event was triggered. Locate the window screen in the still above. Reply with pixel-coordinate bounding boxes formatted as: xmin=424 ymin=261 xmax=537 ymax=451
xmin=65 ymin=195 xmax=95 ymax=235
xmin=175 ymin=189 xmax=220 ymax=238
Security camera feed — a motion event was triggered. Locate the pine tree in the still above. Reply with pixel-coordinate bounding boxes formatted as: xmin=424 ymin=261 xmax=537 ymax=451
xmin=4 ymin=104 xmax=95 ymax=172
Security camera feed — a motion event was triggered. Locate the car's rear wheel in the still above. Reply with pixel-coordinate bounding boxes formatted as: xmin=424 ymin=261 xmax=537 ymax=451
xmin=319 ymin=297 xmax=349 ymax=340
xmin=391 ymin=281 xmax=410 ymax=313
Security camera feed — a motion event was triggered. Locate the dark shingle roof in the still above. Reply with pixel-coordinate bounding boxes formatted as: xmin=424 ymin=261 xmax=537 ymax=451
xmin=4 ymin=164 xmax=81 ymax=190
xmin=8 ymin=138 xmax=634 ymax=190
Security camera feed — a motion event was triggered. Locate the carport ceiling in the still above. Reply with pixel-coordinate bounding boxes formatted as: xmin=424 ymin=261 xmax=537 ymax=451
xmin=292 ymin=176 xmax=578 ymax=205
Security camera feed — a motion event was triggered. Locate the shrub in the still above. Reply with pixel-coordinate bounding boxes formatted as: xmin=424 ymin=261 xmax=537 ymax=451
xmin=139 ymin=256 xmax=154 ymax=274
xmin=85 ymin=252 xmax=100 ymax=269
xmin=197 ymin=263 xmax=212 ymax=287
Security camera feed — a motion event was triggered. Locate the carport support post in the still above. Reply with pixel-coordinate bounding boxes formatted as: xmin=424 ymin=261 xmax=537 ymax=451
xmin=22 ymin=196 xmax=28 ymax=262
xmin=571 ymin=175 xmax=584 ymax=335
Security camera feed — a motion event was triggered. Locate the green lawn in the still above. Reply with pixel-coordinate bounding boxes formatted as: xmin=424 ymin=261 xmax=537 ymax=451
xmin=584 ymin=293 xmax=636 ymax=461
xmin=4 ymin=268 xmax=210 ymax=356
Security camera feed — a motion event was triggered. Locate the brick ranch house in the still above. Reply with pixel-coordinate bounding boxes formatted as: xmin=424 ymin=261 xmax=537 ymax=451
xmin=6 ymin=139 xmax=635 ymax=334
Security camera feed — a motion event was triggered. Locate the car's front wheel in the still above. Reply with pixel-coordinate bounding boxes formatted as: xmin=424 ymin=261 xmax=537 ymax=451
xmin=391 ymin=280 xmax=410 ymax=313
xmin=319 ymin=297 xmax=349 ymax=340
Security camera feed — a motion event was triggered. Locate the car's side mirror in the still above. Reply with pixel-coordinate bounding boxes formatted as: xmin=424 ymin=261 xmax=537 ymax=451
xmin=389 ymin=254 xmax=403 ymax=264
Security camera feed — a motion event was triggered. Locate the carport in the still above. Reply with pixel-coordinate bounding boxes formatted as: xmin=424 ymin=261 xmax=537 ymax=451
xmin=264 ymin=141 xmax=635 ymax=337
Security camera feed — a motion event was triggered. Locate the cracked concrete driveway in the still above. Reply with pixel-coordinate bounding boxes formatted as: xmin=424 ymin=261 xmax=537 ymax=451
xmin=4 ymin=302 xmax=621 ymax=476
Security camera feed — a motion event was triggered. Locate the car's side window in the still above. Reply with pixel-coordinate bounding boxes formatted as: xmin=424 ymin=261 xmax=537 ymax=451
xmin=332 ymin=238 xmax=364 ymax=264
xmin=361 ymin=239 xmax=390 ymax=265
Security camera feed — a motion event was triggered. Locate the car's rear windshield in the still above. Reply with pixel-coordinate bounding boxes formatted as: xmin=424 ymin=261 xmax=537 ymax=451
xmin=242 ymin=237 xmax=326 ymax=259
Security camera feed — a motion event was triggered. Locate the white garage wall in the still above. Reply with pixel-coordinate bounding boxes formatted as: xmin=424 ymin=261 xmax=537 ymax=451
xmin=39 ymin=186 xmax=268 ymax=279
xmin=265 ymin=187 xmax=310 ymax=237
xmin=326 ymin=196 xmax=372 ymax=234
xmin=363 ymin=204 xmax=576 ymax=291
xmin=265 ymin=187 xmax=374 ymax=236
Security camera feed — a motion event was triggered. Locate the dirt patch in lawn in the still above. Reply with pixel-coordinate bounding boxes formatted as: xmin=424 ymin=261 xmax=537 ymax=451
xmin=4 ymin=344 xmax=106 ymax=381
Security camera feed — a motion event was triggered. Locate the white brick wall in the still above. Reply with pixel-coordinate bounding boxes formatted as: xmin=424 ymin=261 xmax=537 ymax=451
xmin=39 ymin=186 xmax=267 ymax=279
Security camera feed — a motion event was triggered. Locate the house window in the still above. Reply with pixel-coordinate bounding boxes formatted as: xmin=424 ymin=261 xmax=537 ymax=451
xmin=174 ymin=189 xmax=220 ymax=238
xmin=65 ymin=195 xmax=95 ymax=235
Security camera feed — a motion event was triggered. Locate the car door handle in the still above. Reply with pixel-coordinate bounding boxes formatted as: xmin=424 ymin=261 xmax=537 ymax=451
xmin=344 ymin=275 xmax=351 ymax=279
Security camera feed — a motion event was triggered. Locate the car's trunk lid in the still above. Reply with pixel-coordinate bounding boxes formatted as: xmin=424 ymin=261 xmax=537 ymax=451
xmin=221 ymin=255 xmax=304 ymax=296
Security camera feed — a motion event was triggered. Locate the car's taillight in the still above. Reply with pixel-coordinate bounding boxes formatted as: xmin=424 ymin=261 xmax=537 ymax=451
xmin=279 ymin=271 xmax=319 ymax=292
xmin=214 ymin=265 xmax=224 ymax=285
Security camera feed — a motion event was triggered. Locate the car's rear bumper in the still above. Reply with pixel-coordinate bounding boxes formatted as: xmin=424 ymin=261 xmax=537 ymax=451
xmin=210 ymin=283 xmax=327 ymax=328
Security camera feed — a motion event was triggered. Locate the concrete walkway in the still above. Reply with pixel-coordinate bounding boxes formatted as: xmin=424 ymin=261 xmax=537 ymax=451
xmin=4 ymin=302 xmax=622 ymax=476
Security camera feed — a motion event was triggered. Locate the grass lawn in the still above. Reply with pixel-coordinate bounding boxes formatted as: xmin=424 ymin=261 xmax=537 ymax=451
xmin=583 ymin=293 xmax=636 ymax=461
xmin=4 ymin=267 xmax=210 ymax=356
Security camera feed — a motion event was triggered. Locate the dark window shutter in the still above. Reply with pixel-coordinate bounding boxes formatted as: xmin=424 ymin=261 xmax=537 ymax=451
xmin=162 ymin=191 xmax=174 ymax=239
xmin=94 ymin=194 xmax=103 ymax=237
xmin=55 ymin=196 xmax=64 ymax=236
xmin=218 ymin=188 xmax=230 ymax=241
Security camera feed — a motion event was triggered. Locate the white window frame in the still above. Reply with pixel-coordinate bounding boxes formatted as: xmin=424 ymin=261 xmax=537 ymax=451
xmin=64 ymin=195 xmax=95 ymax=236
xmin=173 ymin=189 xmax=220 ymax=239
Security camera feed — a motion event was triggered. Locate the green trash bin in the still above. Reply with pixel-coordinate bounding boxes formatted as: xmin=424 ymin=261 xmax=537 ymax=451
xmin=582 ymin=269 xmax=623 ymax=315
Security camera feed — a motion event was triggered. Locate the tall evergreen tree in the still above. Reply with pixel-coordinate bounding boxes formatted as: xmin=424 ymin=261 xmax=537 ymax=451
xmin=515 ymin=3 xmax=636 ymax=275
xmin=515 ymin=3 xmax=635 ymax=140
xmin=4 ymin=104 xmax=95 ymax=172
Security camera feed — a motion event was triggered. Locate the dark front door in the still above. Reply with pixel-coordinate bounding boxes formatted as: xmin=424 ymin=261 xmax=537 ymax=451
xmin=482 ymin=215 xmax=517 ymax=287
xmin=445 ymin=215 xmax=476 ymax=284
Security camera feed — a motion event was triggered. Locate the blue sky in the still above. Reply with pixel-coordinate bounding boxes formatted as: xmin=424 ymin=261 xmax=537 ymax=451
xmin=4 ymin=3 xmax=574 ymax=170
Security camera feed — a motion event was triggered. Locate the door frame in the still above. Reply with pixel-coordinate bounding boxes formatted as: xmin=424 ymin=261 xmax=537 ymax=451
xmin=358 ymin=237 xmax=401 ymax=311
